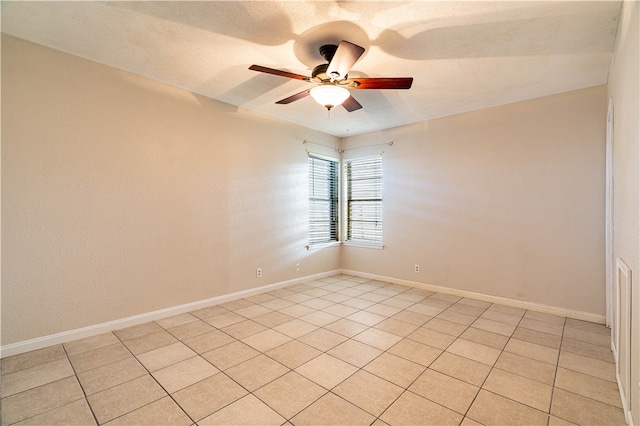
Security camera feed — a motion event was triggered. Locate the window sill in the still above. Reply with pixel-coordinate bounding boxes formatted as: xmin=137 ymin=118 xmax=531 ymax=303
xmin=343 ymin=241 xmax=384 ymax=250
xmin=306 ymin=241 xmax=341 ymax=251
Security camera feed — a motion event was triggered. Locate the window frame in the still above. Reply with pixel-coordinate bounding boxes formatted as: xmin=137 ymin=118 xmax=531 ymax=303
xmin=307 ymin=153 xmax=340 ymax=248
xmin=343 ymin=154 xmax=384 ymax=248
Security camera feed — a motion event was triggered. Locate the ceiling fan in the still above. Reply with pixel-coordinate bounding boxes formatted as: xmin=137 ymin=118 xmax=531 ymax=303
xmin=249 ymin=40 xmax=413 ymax=112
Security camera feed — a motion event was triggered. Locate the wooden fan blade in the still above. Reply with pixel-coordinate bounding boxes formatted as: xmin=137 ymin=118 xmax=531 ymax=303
xmin=249 ymin=65 xmax=308 ymax=81
xmin=342 ymin=96 xmax=363 ymax=112
xmin=275 ymin=89 xmax=311 ymax=104
xmin=352 ymin=77 xmax=413 ymax=90
xmin=327 ymin=40 xmax=365 ymax=81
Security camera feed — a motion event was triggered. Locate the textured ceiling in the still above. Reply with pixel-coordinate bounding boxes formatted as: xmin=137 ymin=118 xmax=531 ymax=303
xmin=1 ymin=1 xmax=621 ymax=137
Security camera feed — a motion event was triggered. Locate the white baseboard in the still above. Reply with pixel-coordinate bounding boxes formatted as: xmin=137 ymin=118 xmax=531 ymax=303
xmin=340 ymin=269 xmax=607 ymax=324
xmin=0 ymin=270 xmax=340 ymax=359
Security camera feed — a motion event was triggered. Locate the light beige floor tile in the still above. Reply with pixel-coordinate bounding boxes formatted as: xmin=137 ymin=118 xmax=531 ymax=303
xmin=558 ymin=350 xmax=616 ymax=382
xmin=334 ymin=370 xmax=404 ymax=416
xmin=189 ymin=304 xmax=228 ymax=320
xmin=199 ymin=393 xmax=285 ymax=425
xmin=273 ymin=319 xmax=318 ymax=338
xmin=321 ymin=292 xmax=353 ymax=304
xmin=459 ymin=327 xmax=509 ymax=350
xmin=554 ymin=367 xmax=622 ymax=408
xmin=225 ymin=354 xmax=289 ymax=391
xmin=182 ymin=329 xmax=236 ymax=354
xmin=423 ymin=318 xmax=468 ymax=337
xmin=446 ymin=339 xmax=501 ymax=366
xmin=467 ymin=390 xmax=548 ymax=425
xmin=487 ymin=304 xmax=526 ymax=317
xmin=447 ymin=303 xmax=485 ymax=317
xmin=219 ymin=299 xmax=254 ymax=311
xmin=429 ymin=352 xmax=491 ymax=386
xmin=482 ymin=368 xmax=552 ymax=412
xmin=68 ymin=343 xmax=132 ymax=374
xmin=234 ymin=304 xmax=273 ymax=319
xmin=241 ymin=329 xmax=291 ymax=352
xmin=471 ymin=318 xmax=516 ymax=337
xmin=221 ymin=319 xmax=268 ymax=339
xmin=321 ymin=303 xmax=359 ymax=317
xmin=258 ymin=298 xmax=295 ymax=311
xmin=291 ymin=392 xmax=376 ymax=425
xmin=341 ymin=297 xmax=376 ymax=310
xmin=298 ymin=328 xmax=348 ymax=351
xmin=172 ymin=373 xmax=247 ymax=421
xmin=122 ymin=330 xmax=178 ymax=355
xmin=373 ymin=318 xmax=419 ymax=336
xmin=327 ymin=339 xmax=383 ymax=368
xmin=380 ymin=296 xmax=415 ymax=309
xmin=437 ymin=310 xmax=478 ymax=326
xmin=282 ymin=293 xmax=316 ymax=304
xmin=561 ymin=337 xmax=615 ymax=363
xmin=136 ymin=342 xmax=196 ymax=372
xmin=518 ymin=318 xmax=564 ymax=337
xmin=254 ymin=371 xmax=326 ymax=419
xmin=479 ymin=309 xmax=522 ymax=326
xmin=512 ymin=327 xmax=562 ymax=349
xmin=365 ymin=303 xmax=402 ymax=317
xmin=105 ymin=396 xmax=191 ymax=425
xmin=380 ymin=390 xmax=463 ymax=425
xmin=1 ymin=358 xmax=74 ymax=398
xmin=77 ymin=357 xmax=147 ymax=395
xmin=300 ymin=311 xmax=341 ymax=327
xmin=429 ymin=293 xmax=461 ymax=303
xmin=562 ymin=327 xmax=610 ymax=347
xmin=295 ymin=353 xmax=358 ymax=389
xmin=548 ymin=415 xmax=578 ymax=425
xmin=392 ymin=310 xmax=432 ymax=326
xmin=114 ymin=322 xmax=164 ymax=341
xmin=407 ymin=327 xmax=457 ymax=350
xmin=1 ymin=377 xmax=85 ymax=425
xmin=359 ymin=292 xmax=389 ymax=303
xmin=63 ymin=333 xmax=119 ymax=356
xmin=203 ymin=311 xmax=245 ymax=328
xmin=152 ymin=356 xmax=219 ymax=393
xmin=353 ymin=328 xmax=402 ymax=351
xmin=550 ymin=388 xmax=626 ymax=426
xmin=323 ymin=318 xmax=370 ymax=337
xmin=15 ymin=399 xmax=96 ymax=426
xmin=504 ymin=338 xmax=559 ymax=365
xmin=363 ymin=352 xmax=425 ymax=388
xmin=1 ymin=345 xmax=67 ymax=376
xmin=564 ymin=318 xmax=610 ymax=335
xmin=387 ymin=338 xmax=442 ymax=366
xmin=167 ymin=319 xmax=215 ymax=340
xmin=458 ymin=298 xmax=491 ymax=309
xmin=201 ymin=341 xmax=260 ymax=370
xmin=407 ymin=303 xmax=446 ymax=317
xmin=494 ymin=351 xmax=556 ymax=385
xmin=252 ymin=311 xmax=295 ymax=327
xmin=346 ymin=310 xmax=387 ymax=326
xmin=87 ymin=375 xmax=166 ymax=424
xmin=460 ymin=416 xmax=484 ymax=426
xmin=302 ymin=297 xmax=335 ymax=310
xmin=265 ymin=340 xmax=322 ymax=369
xmin=410 ymin=369 xmax=479 ymax=414
xmin=523 ymin=310 xmax=565 ymax=325
xmin=154 ymin=313 xmax=198 ymax=329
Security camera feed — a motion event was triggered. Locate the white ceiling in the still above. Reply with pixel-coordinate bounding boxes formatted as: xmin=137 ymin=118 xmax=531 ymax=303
xmin=1 ymin=1 xmax=621 ymax=137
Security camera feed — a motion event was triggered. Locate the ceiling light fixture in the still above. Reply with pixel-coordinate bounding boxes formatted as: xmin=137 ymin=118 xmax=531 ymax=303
xmin=309 ymin=85 xmax=350 ymax=110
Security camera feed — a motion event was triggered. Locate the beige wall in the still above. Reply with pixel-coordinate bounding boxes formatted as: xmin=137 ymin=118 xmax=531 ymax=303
xmin=342 ymin=85 xmax=607 ymax=316
xmin=608 ymin=1 xmax=639 ymax=422
xmin=1 ymin=35 xmax=340 ymax=345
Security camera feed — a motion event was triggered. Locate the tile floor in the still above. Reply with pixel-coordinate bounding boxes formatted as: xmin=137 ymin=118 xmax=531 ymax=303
xmin=1 ymin=274 xmax=626 ymax=425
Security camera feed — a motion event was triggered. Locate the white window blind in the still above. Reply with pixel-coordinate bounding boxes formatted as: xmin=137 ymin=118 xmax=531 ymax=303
xmin=308 ymin=155 xmax=339 ymax=245
xmin=345 ymin=155 xmax=383 ymax=244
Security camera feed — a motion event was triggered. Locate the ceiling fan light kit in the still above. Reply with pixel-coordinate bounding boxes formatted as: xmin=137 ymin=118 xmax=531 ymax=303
xmin=309 ymin=85 xmax=350 ymax=110
xmin=249 ymin=40 xmax=413 ymax=113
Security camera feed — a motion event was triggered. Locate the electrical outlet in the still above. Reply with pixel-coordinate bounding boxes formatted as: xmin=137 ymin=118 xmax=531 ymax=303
xmin=414 ymin=264 xmax=420 ymax=273
xmin=256 ymin=267 xmax=262 ymax=278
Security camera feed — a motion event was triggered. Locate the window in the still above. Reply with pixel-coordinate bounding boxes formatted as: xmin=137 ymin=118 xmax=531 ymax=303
xmin=308 ymin=155 xmax=339 ymax=245
xmin=345 ymin=155 xmax=383 ymax=245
